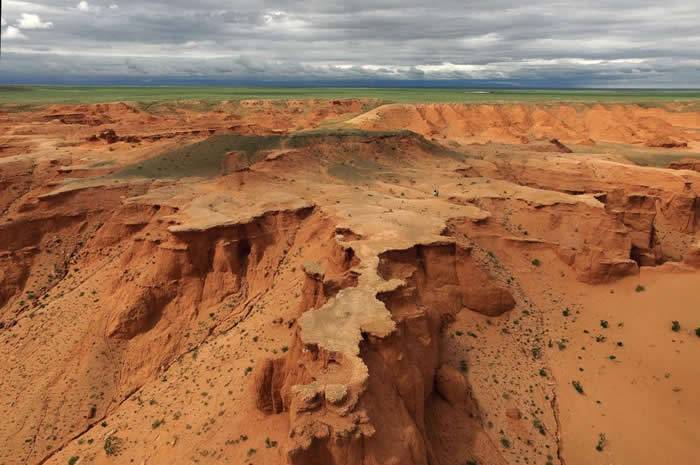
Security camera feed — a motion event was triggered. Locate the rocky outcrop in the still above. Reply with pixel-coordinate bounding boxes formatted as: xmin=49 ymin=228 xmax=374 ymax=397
xmin=604 ymin=191 xmax=661 ymax=266
xmin=457 ymin=154 xmax=700 ymax=279
xmin=88 ymin=128 xmax=141 ymax=144
xmin=0 ymin=188 xmax=334 ymax=464
xmin=254 ymin=241 xmax=513 ymax=465
xmin=646 ymin=136 xmax=688 ymax=148
xmin=347 ymin=103 xmax=700 ymax=146
xmin=669 ymin=158 xmax=700 ymax=172
xmin=549 ymin=138 xmax=573 ymax=153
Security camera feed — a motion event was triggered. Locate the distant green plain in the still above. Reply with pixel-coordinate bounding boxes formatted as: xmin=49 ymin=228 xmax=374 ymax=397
xmin=1 ymin=85 xmax=700 ymax=106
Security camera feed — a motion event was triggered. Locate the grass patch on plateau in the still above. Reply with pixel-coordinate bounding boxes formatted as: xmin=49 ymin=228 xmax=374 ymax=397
xmin=114 ymin=129 xmax=459 ymax=180
xmin=114 ymin=134 xmax=282 ymax=179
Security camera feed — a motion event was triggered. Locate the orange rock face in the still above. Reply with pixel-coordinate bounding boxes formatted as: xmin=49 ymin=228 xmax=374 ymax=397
xmin=1 ymin=100 xmax=699 ymax=465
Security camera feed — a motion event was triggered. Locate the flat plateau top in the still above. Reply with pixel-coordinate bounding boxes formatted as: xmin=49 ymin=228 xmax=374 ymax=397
xmin=1 ymin=85 xmax=700 ymax=105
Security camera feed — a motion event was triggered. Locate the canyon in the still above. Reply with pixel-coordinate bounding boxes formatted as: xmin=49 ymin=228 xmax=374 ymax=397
xmin=1 ymin=99 xmax=699 ymax=465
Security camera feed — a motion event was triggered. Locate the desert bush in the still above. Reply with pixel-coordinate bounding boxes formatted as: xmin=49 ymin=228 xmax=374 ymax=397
xmin=500 ymin=436 xmax=511 ymax=449
xmin=532 ymin=346 xmax=542 ymax=359
xmin=104 ymin=436 xmax=121 ymax=456
xmin=459 ymin=360 xmax=469 ymax=373
xmin=596 ymin=433 xmax=607 ymax=451
xmin=265 ymin=437 xmax=278 ymax=448
xmin=533 ymin=418 xmax=546 ymax=435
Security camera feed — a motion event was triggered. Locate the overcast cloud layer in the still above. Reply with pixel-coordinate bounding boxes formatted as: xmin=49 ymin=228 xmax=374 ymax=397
xmin=1 ymin=0 xmax=699 ymax=87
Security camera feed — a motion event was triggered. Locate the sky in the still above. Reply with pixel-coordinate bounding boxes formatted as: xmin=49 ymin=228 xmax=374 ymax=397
xmin=1 ymin=0 xmax=699 ymax=87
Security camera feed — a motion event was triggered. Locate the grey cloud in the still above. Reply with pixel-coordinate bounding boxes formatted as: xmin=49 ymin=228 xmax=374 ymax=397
xmin=0 ymin=0 xmax=698 ymax=86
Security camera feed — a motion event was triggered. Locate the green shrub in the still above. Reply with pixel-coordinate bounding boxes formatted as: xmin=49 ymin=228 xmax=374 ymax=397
xmin=459 ymin=360 xmax=468 ymax=373
xmin=533 ymin=418 xmax=546 ymax=435
xmin=68 ymin=457 xmax=79 ymax=465
xmin=672 ymin=321 xmax=681 ymax=332
xmin=531 ymin=259 xmax=541 ymax=267
xmin=595 ymin=433 xmax=607 ymax=451
xmin=264 ymin=437 xmax=278 ymax=448
xmin=572 ymin=380 xmax=584 ymax=394
xmin=532 ymin=346 xmax=542 ymax=359
xmin=103 ymin=436 xmax=120 ymax=456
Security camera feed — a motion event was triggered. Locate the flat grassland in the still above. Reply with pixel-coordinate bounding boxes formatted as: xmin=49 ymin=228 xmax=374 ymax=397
xmin=1 ymin=85 xmax=700 ymax=105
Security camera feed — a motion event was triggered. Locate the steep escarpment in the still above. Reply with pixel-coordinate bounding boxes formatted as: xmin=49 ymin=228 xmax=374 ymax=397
xmin=457 ymin=154 xmax=700 ymax=274
xmin=0 ymin=179 xmax=334 ymax=465
xmin=0 ymin=184 xmax=137 ymax=319
xmin=348 ymin=103 xmax=700 ymax=146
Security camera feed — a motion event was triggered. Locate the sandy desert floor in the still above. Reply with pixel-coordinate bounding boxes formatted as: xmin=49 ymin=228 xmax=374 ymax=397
xmin=1 ymin=99 xmax=699 ymax=465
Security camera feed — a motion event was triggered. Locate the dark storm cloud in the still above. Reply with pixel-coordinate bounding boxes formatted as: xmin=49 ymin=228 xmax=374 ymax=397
xmin=1 ymin=0 xmax=698 ymax=86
